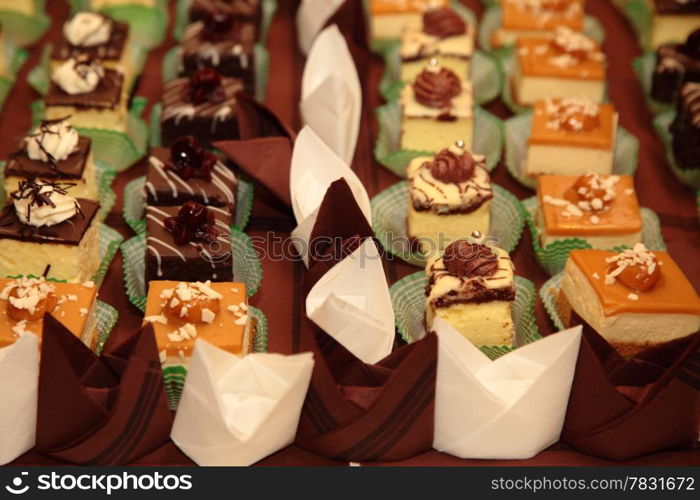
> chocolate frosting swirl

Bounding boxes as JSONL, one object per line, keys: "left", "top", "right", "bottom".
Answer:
{"left": 423, "top": 7, "right": 466, "bottom": 39}
{"left": 413, "top": 67, "right": 461, "bottom": 108}
{"left": 442, "top": 240, "right": 498, "bottom": 278}
{"left": 428, "top": 148, "right": 475, "bottom": 183}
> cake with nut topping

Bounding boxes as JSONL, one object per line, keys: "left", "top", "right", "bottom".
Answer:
{"left": 492, "top": 0, "right": 585, "bottom": 48}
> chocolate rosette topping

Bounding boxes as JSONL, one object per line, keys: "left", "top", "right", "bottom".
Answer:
{"left": 413, "top": 66, "right": 461, "bottom": 108}
{"left": 188, "top": 67, "right": 225, "bottom": 105}
{"left": 428, "top": 148, "right": 475, "bottom": 183}
{"left": 423, "top": 7, "right": 466, "bottom": 39}
{"left": 442, "top": 240, "right": 498, "bottom": 278}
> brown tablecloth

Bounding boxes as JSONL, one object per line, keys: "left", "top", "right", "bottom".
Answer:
{"left": 5, "top": 0, "right": 699, "bottom": 466}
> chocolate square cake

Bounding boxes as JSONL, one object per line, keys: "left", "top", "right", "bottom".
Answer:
{"left": 651, "top": 29, "right": 700, "bottom": 103}
{"left": 145, "top": 203, "right": 233, "bottom": 284}
{"left": 51, "top": 15, "right": 129, "bottom": 63}
{"left": 160, "top": 68, "right": 244, "bottom": 146}
{"left": 671, "top": 82, "right": 700, "bottom": 169}
{"left": 45, "top": 66, "right": 124, "bottom": 111}
{"left": 189, "top": 0, "right": 261, "bottom": 25}
{"left": 6, "top": 137, "right": 91, "bottom": 181}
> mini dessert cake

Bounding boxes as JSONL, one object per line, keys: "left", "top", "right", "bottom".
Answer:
{"left": 189, "top": 0, "right": 261, "bottom": 25}
{"left": 0, "top": 27, "right": 7, "bottom": 78}
{"left": 670, "top": 82, "right": 700, "bottom": 169}
{"left": 649, "top": 0, "right": 700, "bottom": 48}
{"left": 558, "top": 245, "right": 700, "bottom": 356}
{"left": 50, "top": 12, "right": 134, "bottom": 95}
{"left": 370, "top": 0, "right": 449, "bottom": 41}
{"left": 651, "top": 28, "right": 700, "bottom": 104}
{"left": 426, "top": 239, "right": 516, "bottom": 347}
{"left": 513, "top": 27, "right": 606, "bottom": 105}
{"left": 492, "top": 0, "right": 585, "bottom": 48}
{"left": 0, "top": 0, "right": 36, "bottom": 16}
{"left": 407, "top": 142, "right": 492, "bottom": 256}
{"left": 180, "top": 10, "right": 256, "bottom": 91}
{"left": 145, "top": 201, "right": 233, "bottom": 284}
{"left": 525, "top": 97, "right": 617, "bottom": 177}
{"left": 89, "top": 0, "right": 157, "bottom": 7}
{"left": 146, "top": 136, "right": 237, "bottom": 210}
{"left": 161, "top": 67, "right": 244, "bottom": 146}
{"left": 44, "top": 55, "right": 127, "bottom": 133}
{"left": 400, "top": 6, "right": 474, "bottom": 82}
{"left": 536, "top": 173, "right": 642, "bottom": 249}
{"left": 4, "top": 117, "right": 97, "bottom": 200}
{"left": 0, "top": 277, "right": 98, "bottom": 349}
{"left": 400, "top": 59, "right": 473, "bottom": 152}
{"left": 0, "top": 179, "right": 100, "bottom": 283}
{"left": 144, "top": 280, "right": 252, "bottom": 369}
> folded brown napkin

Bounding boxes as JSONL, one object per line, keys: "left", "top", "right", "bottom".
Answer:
{"left": 562, "top": 318, "right": 700, "bottom": 461}
{"left": 324, "top": 0, "right": 370, "bottom": 73}
{"left": 35, "top": 316, "right": 173, "bottom": 465}
{"left": 214, "top": 92, "right": 295, "bottom": 207}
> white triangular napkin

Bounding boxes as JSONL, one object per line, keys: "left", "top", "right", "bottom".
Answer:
{"left": 432, "top": 318, "right": 582, "bottom": 459}
{"left": 300, "top": 25, "right": 361, "bottom": 165}
{"left": 296, "top": 0, "right": 345, "bottom": 55}
{"left": 306, "top": 239, "right": 394, "bottom": 364}
{"left": 171, "top": 340, "right": 314, "bottom": 466}
{"left": 0, "top": 334, "right": 39, "bottom": 465}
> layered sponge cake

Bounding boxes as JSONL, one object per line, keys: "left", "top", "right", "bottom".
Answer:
{"left": 370, "top": 0, "right": 450, "bottom": 42}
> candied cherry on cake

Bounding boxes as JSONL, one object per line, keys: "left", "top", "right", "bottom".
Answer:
{"left": 164, "top": 201, "right": 220, "bottom": 245}
{"left": 167, "top": 136, "right": 217, "bottom": 181}
{"left": 202, "top": 9, "right": 234, "bottom": 41}
{"left": 189, "top": 67, "right": 225, "bottom": 105}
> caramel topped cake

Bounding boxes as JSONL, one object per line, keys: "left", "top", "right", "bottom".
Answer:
{"left": 494, "top": 0, "right": 585, "bottom": 48}
{"left": 370, "top": 0, "right": 450, "bottom": 41}
{"left": 526, "top": 98, "right": 617, "bottom": 176}
{"left": 670, "top": 82, "right": 700, "bottom": 169}
{"left": 426, "top": 239, "right": 515, "bottom": 346}
{"left": 650, "top": 0, "right": 700, "bottom": 48}
{"left": 536, "top": 174, "right": 642, "bottom": 248}
{"left": 400, "top": 6, "right": 474, "bottom": 82}
{"left": 400, "top": 59, "right": 474, "bottom": 151}
{"left": 160, "top": 67, "right": 244, "bottom": 146}
{"left": 559, "top": 245, "right": 700, "bottom": 355}
{"left": 144, "top": 280, "right": 252, "bottom": 368}
{"left": 513, "top": 27, "right": 606, "bottom": 105}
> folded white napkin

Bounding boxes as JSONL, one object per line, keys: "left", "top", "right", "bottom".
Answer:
{"left": 306, "top": 238, "right": 395, "bottom": 364}
{"left": 296, "top": 0, "right": 345, "bottom": 55}
{"left": 300, "top": 25, "right": 361, "bottom": 165}
{"left": 289, "top": 125, "right": 371, "bottom": 266}
{"left": 432, "top": 318, "right": 582, "bottom": 459}
{"left": 171, "top": 340, "right": 314, "bottom": 466}
{"left": 0, "top": 334, "right": 39, "bottom": 465}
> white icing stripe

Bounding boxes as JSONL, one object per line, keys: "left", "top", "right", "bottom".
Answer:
{"left": 147, "top": 238, "right": 186, "bottom": 262}
{"left": 150, "top": 157, "right": 180, "bottom": 197}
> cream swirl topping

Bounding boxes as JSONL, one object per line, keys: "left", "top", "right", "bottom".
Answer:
{"left": 51, "top": 56, "right": 105, "bottom": 95}
{"left": 12, "top": 179, "right": 79, "bottom": 227}
{"left": 63, "top": 12, "right": 113, "bottom": 47}
{"left": 25, "top": 118, "right": 79, "bottom": 163}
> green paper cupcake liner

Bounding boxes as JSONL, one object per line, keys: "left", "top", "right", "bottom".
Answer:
{"left": 374, "top": 100, "right": 504, "bottom": 177}
{"left": 540, "top": 272, "right": 565, "bottom": 330}
{"left": 174, "top": 0, "right": 278, "bottom": 44}
{"left": 390, "top": 272, "right": 540, "bottom": 360}
{"left": 521, "top": 196, "right": 667, "bottom": 276}
{"left": 94, "top": 223, "right": 125, "bottom": 285}
{"left": 0, "top": 0, "right": 51, "bottom": 47}
{"left": 653, "top": 111, "right": 700, "bottom": 189}
{"left": 618, "top": 0, "right": 653, "bottom": 50}
{"left": 0, "top": 43, "right": 28, "bottom": 112}
{"left": 161, "top": 305, "right": 268, "bottom": 410}
{"left": 371, "top": 181, "right": 525, "bottom": 268}
{"left": 503, "top": 111, "right": 640, "bottom": 190}
{"left": 121, "top": 229, "right": 263, "bottom": 312}
{"left": 95, "top": 160, "right": 117, "bottom": 221}
{"left": 478, "top": 6, "right": 605, "bottom": 52}
{"left": 94, "top": 299, "right": 119, "bottom": 355}
{"left": 161, "top": 44, "right": 270, "bottom": 102}
{"left": 632, "top": 52, "right": 674, "bottom": 116}
{"left": 30, "top": 98, "right": 149, "bottom": 172}
{"left": 122, "top": 175, "right": 254, "bottom": 234}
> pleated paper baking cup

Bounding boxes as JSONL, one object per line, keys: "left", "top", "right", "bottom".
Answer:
{"left": 162, "top": 305, "right": 268, "bottom": 409}
{"left": 503, "top": 112, "right": 640, "bottom": 190}
{"left": 371, "top": 181, "right": 525, "bottom": 268}
{"left": 391, "top": 272, "right": 540, "bottom": 360}
{"left": 632, "top": 52, "right": 674, "bottom": 116}
{"left": 477, "top": 6, "right": 605, "bottom": 52}
{"left": 653, "top": 111, "right": 700, "bottom": 189}
{"left": 540, "top": 272, "right": 565, "bottom": 330}
{"left": 618, "top": 0, "right": 653, "bottom": 50}
{"left": 94, "top": 223, "right": 125, "bottom": 286}
{"left": 0, "top": 44, "right": 28, "bottom": 112}
{"left": 161, "top": 45, "right": 270, "bottom": 102}
{"left": 94, "top": 299, "right": 119, "bottom": 355}
{"left": 95, "top": 160, "right": 117, "bottom": 221}
{"left": 30, "top": 98, "right": 149, "bottom": 172}
{"left": 521, "top": 197, "right": 667, "bottom": 276}
{"left": 121, "top": 229, "right": 263, "bottom": 312}
{"left": 374, "top": 100, "right": 504, "bottom": 177}
{"left": 174, "top": 0, "right": 278, "bottom": 43}
{"left": 122, "top": 175, "right": 255, "bottom": 234}
{"left": 0, "top": 0, "right": 51, "bottom": 47}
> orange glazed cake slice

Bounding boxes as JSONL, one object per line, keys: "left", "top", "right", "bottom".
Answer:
{"left": 513, "top": 27, "right": 606, "bottom": 105}
{"left": 0, "top": 277, "right": 98, "bottom": 349}
{"left": 559, "top": 245, "right": 700, "bottom": 356}
{"left": 492, "top": 0, "right": 585, "bottom": 48}
{"left": 536, "top": 174, "right": 642, "bottom": 249}
{"left": 144, "top": 280, "right": 252, "bottom": 369}
{"left": 525, "top": 98, "right": 617, "bottom": 177}
{"left": 370, "top": 0, "right": 449, "bottom": 42}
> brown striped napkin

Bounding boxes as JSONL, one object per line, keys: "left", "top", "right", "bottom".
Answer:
{"left": 562, "top": 318, "right": 700, "bottom": 461}
{"left": 35, "top": 316, "right": 173, "bottom": 465}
